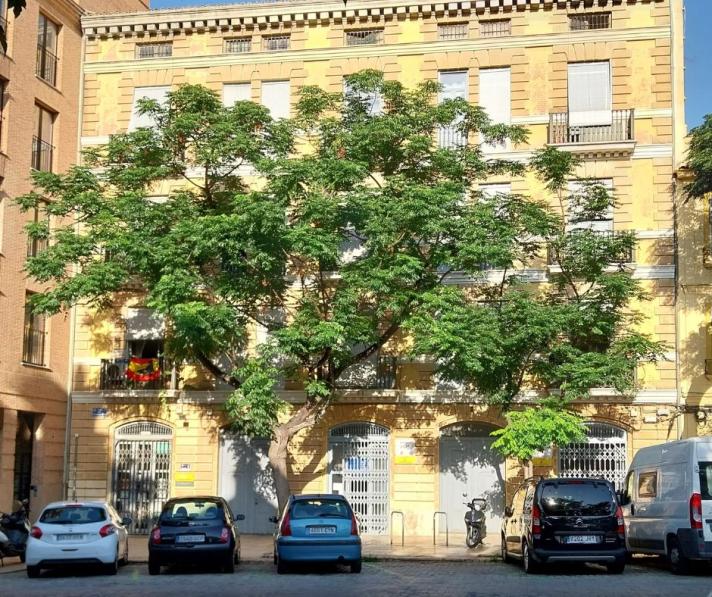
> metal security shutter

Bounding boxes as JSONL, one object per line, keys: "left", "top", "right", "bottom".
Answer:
{"left": 558, "top": 422, "right": 628, "bottom": 489}
{"left": 328, "top": 423, "right": 389, "bottom": 535}
{"left": 112, "top": 421, "right": 172, "bottom": 534}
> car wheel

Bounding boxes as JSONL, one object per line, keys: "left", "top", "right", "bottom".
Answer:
{"left": 20, "top": 551, "right": 26, "bottom": 564}
{"left": 148, "top": 558, "right": 161, "bottom": 576}
{"left": 466, "top": 527, "right": 481, "bottom": 548}
{"left": 105, "top": 556, "right": 119, "bottom": 576}
{"left": 350, "top": 560, "right": 362, "bottom": 574}
{"left": 26, "top": 565, "right": 40, "bottom": 579}
{"left": 120, "top": 542, "right": 129, "bottom": 566}
{"left": 273, "top": 550, "right": 277, "bottom": 565}
{"left": 668, "top": 537, "right": 691, "bottom": 575}
{"left": 522, "top": 542, "right": 540, "bottom": 575}
{"left": 606, "top": 560, "right": 625, "bottom": 574}
{"left": 223, "top": 551, "right": 236, "bottom": 574}
{"left": 501, "top": 534, "right": 509, "bottom": 563}
{"left": 277, "top": 558, "right": 288, "bottom": 575}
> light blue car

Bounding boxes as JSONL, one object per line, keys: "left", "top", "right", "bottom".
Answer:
{"left": 272, "top": 494, "right": 362, "bottom": 574}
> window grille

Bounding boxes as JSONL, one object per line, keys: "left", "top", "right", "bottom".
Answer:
{"left": 135, "top": 42, "right": 173, "bottom": 59}
{"left": 438, "top": 23, "right": 468, "bottom": 41}
{"left": 26, "top": 206, "right": 49, "bottom": 258}
{"left": 23, "top": 292, "right": 46, "bottom": 366}
{"left": 224, "top": 37, "right": 252, "bottom": 54}
{"left": 345, "top": 29, "right": 384, "bottom": 46}
{"left": 263, "top": 35, "right": 290, "bottom": 52}
{"left": 569, "top": 13, "right": 611, "bottom": 31}
{"left": 480, "top": 19, "right": 511, "bottom": 38}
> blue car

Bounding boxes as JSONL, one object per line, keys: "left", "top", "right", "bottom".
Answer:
{"left": 272, "top": 494, "right": 362, "bottom": 574}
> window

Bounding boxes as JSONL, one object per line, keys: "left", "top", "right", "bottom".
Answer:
{"left": 224, "top": 37, "right": 251, "bottom": 54}
{"left": 32, "top": 104, "right": 54, "bottom": 172}
{"left": 291, "top": 498, "right": 352, "bottom": 519}
{"left": 569, "top": 13, "right": 611, "bottom": 31}
{"left": 23, "top": 292, "right": 46, "bottom": 366}
{"left": 438, "top": 70, "right": 468, "bottom": 148}
{"left": 0, "top": 78, "right": 5, "bottom": 147}
{"left": 159, "top": 499, "right": 224, "bottom": 522}
{"left": 637, "top": 471, "right": 658, "bottom": 498}
{"left": 700, "top": 462, "right": 712, "bottom": 500}
{"left": 128, "top": 86, "right": 170, "bottom": 131}
{"left": 567, "top": 179, "right": 614, "bottom": 233}
{"left": 438, "top": 23, "right": 468, "bottom": 41}
{"left": 345, "top": 29, "right": 384, "bottom": 46}
{"left": 223, "top": 83, "right": 251, "bottom": 107}
{"left": 567, "top": 61, "right": 611, "bottom": 126}
{"left": 540, "top": 481, "right": 616, "bottom": 516}
{"left": 344, "top": 78, "right": 383, "bottom": 116}
{"left": 26, "top": 205, "right": 49, "bottom": 258}
{"left": 0, "top": 0, "right": 7, "bottom": 54}
{"left": 261, "top": 81, "right": 290, "bottom": 120}
{"left": 37, "top": 14, "right": 59, "bottom": 86}
{"left": 262, "top": 35, "right": 290, "bottom": 52}
{"left": 41, "top": 506, "right": 107, "bottom": 524}
{"left": 480, "top": 19, "right": 511, "bottom": 38}
{"left": 479, "top": 67, "right": 511, "bottom": 152}
{"left": 135, "top": 42, "right": 172, "bottom": 59}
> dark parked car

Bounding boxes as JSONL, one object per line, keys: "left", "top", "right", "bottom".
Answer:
{"left": 501, "top": 477, "right": 626, "bottom": 574}
{"left": 271, "top": 494, "right": 362, "bottom": 574}
{"left": 148, "top": 496, "right": 244, "bottom": 575}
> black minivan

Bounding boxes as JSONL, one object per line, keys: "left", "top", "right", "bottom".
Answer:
{"left": 501, "top": 477, "right": 626, "bottom": 574}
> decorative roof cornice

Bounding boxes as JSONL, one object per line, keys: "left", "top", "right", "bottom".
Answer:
{"left": 81, "top": 0, "right": 665, "bottom": 38}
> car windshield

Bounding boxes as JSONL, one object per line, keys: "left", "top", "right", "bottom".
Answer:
{"left": 160, "top": 500, "right": 224, "bottom": 524}
{"left": 700, "top": 462, "right": 712, "bottom": 500}
{"left": 540, "top": 482, "right": 615, "bottom": 516}
{"left": 40, "top": 506, "right": 106, "bottom": 525}
{"left": 291, "top": 499, "right": 351, "bottom": 519}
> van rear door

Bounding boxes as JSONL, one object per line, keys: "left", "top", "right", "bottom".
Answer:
{"left": 699, "top": 460, "right": 712, "bottom": 543}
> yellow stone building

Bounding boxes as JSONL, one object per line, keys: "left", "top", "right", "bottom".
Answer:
{"left": 67, "top": 0, "right": 689, "bottom": 538}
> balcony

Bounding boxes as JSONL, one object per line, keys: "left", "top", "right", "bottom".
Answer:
{"left": 335, "top": 355, "right": 398, "bottom": 390}
{"left": 31, "top": 136, "right": 53, "bottom": 172}
{"left": 22, "top": 328, "right": 46, "bottom": 366}
{"left": 438, "top": 124, "right": 467, "bottom": 149}
{"left": 100, "top": 357, "right": 173, "bottom": 390}
{"left": 36, "top": 44, "right": 58, "bottom": 86}
{"left": 547, "top": 230, "right": 634, "bottom": 266}
{"left": 548, "top": 110, "right": 635, "bottom": 157}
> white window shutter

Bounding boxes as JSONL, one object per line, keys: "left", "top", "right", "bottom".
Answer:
{"left": 567, "top": 62, "right": 612, "bottom": 126}
{"left": 223, "top": 83, "right": 252, "bottom": 107}
{"left": 261, "top": 81, "right": 291, "bottom": 119}
{"left": 479, "top": 68, "right": 511, "bottom": 152}
{"left": 128, "top": 86, "right": 170, "bottom": 131}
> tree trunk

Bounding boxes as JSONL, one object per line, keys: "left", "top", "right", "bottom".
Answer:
{"left": 267, "top": 403, "right": 318, "bottom": 514}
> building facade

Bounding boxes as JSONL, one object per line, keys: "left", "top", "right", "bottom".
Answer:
{"left": 0, "top": 0, "right": 148, "bottom": 516}
{"left": 70, "top": 0, "right": 687, "bottom": 537}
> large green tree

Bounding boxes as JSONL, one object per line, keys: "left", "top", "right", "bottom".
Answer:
{"left": 684, "top": 114, "right": 712, "bottom": 200}
{"left": 19, "top": 72, "right": 663, "bottom": 510}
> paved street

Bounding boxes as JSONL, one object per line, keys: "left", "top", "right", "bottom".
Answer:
{"left": 1, "top": 560, "right": 711, "bottom": 597}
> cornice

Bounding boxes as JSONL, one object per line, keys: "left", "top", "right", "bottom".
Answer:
{"left": 82, "top": 25, "right": 670, "bottom": 73}
{"left": 81, "top": 0, "right": 666, "bottom": 38}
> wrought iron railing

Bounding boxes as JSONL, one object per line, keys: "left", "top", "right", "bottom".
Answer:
{"left": 27, "top": 235, "right": 48, "bottom": 258}
{"left": 135, "top": 42, "right": 173, "bottom": 59}
{"left": 36, "top": 44, "right": 58, "bottom": 86}
{"left": 438, "top": 23, "right": 468, "bottom": 41}
{"left": 22, "top": 327, "right": 46, "bottom": 366}
{"left": 546, "top": 230, "right": 634, "bottom": 266}
{"left": 262, "top": 35, "right": 290, "bottom": 51}
{"left": 224, "top": 37, "right": 252, "bottom": 54}
{"left": 345, "top": 29, "right": 384, "bottom": 46}
{"left": 480, "top": 19, "right": 511, "bottom": 38}
{"left": 569, "top": 13, "right": 611, "bottom": 31}
{"left": 31, "top": 136, "right": 53, "bottom": 171}
{"left": 100, "top": 357, "right": 172, "bottom": 390}
{"left": 438, "top": 124, "right": 467, "bottom": 149}
{"left": 548, "top": 109, "right": 634, "bottom": 145}
{"left": 336, "top": 356, "right": 397, "bottom": 390}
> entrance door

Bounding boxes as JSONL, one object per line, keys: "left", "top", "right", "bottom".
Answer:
{"left": 219, "top": 435, "right": 277, "bottom": 534}
{"left": 328, "top": 423, "right": 389, "bottom": 535}
{"left": 13, "top": 413, "right": 35, "bottom": 504}
{"left": 112, "top": 421, "right": 172, "bottom": 534}
{"left": 439, "top": 423, "right": 505, "bottom": 537}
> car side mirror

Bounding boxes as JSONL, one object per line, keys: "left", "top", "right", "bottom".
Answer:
{"left": 616, "top": 490, "right": 629, "bottom": 506}
{"left": 269, "top": 516, "right": 279, "bottom": 524}
{"left": 121, "top": 516, "right": 133, "bottom": 527}
{"left": 235, "top": 514, "right": 246, "bottom": 521}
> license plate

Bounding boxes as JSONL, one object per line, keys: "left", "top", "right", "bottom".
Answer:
{"left": 308, "top": 526, "right": 336, "bottom": 535}
{"left": 176, "top": 534, "right": 205, "bottom": 543}
{"left": 57, "top": 534, "right": 82, "bottom": 541}
{"left": 565, "top": 535, "right": 599, "bottom": 544}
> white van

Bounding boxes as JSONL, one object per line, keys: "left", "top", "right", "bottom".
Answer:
{"left": 619, "top": 436, "right": 712, "bottom": 573}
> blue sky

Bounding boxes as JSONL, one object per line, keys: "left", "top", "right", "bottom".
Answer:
{"left": 151, "top": 0, "right": 710, "bottom": 129}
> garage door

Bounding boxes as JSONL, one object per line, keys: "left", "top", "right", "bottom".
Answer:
{"left": 439, "top": 423, "right": 505, "bottom": 537}
{"left": 219, "top": 435, "right": 278, "bottom": 535}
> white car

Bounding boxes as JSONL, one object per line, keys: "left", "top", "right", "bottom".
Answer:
{"left": 25, "top": 501, "right": 131, "bottom": 578}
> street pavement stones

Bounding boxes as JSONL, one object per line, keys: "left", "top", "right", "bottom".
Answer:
{"left": 0, "top": 560, "right": 710, "bottom": 597}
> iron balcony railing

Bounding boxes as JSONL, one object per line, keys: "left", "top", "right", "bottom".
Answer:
{"left": 569, "top": 13, "right": 612, "bottom": 31}
{"left": 336, "top": 355, "right": 398, "bottom": 390}
{"left": 22, "top": 327, "right": 46, "bottom": 366}
{"left": 547, "top": 230, "right": 634, "bottom": 266}
{"left": 345, "top": 29, "right": 384, "bottom": 46}
{"left": 31, "top": 136, "right": 53, "bottom": 172}
{"left": 100, "top": 357, "right": 173, "bottom": 390}
{"left": 549, "top": 109, "right": 634, "bottom": 145}
{"left": 27, "top": 235, "right": 48, "bottom": 259}
{"left": 224, "top": 37, "right": 252, "bottom": 54}
{"left": 438, "top": 124, "right": 467, "bottom": 149}
{"left": 36, "top": 44, "right": 58, "bottom": 86}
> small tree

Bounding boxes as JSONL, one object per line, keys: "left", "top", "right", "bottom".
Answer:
{"left": 20, "top": 72, "right": 663, "bottom": 510}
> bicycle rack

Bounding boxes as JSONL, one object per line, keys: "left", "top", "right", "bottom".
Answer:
{"left": 433, "top": 511, "right": 448, "bottom": 546}
{"left": 390, "top": 511, "right": 405, "bottom": 546}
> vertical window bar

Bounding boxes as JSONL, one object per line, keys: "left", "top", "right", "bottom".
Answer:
{"left": 569, "top": 13, "right": 612, "bottom": 31}
{"left": 480, "top": 19, "right": 511, "bottom": 38}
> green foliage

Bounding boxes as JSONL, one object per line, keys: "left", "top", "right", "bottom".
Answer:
{"left": 685, "top": 114, "right": 712, "bottom": 200}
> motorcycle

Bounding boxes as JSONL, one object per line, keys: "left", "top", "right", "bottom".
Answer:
{"left": 0, "top": 499, "right": 31, "bottom": 563}
{"left": 463, "top": 494, "right": 487, "bottom": 549}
